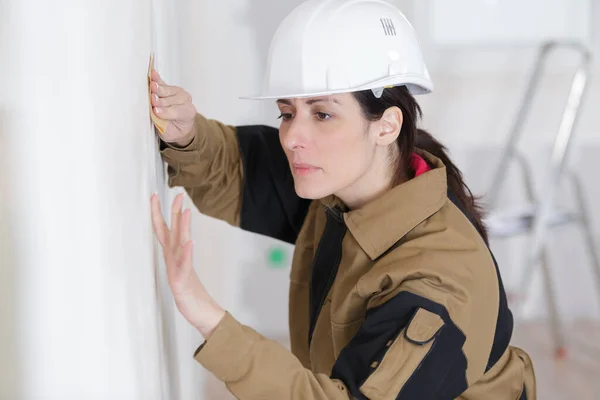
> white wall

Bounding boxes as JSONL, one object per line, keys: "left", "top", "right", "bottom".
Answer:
{"left": 0, "top": 109, "right": 18, "bottom": 397}
{"left": 0, "top": 0, "right": 187, "bottom": 398}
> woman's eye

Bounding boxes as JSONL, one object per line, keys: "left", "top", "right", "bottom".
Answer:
{"left": 277, "top": 113, "right": 293, "bottom": 121}
{"left": 316, "top": 112, "right": 331, "bottom": 121}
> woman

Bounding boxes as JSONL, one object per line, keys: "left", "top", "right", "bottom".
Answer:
{"left": 149, "top": 0, "right": 536, "bottom": 398}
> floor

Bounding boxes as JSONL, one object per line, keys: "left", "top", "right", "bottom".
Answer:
{"left": 510, "top": 320, "right": 600, "bottom": 399}
{"left": 204, "top": 320, "right": 600, "bottom": 399}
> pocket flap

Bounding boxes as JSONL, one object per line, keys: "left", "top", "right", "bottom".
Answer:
{"left": 404, "top": 308, "right": 444, "bottom": 345}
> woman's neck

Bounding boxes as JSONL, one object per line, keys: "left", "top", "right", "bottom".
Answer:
{"left": 335, "top": 154, "right": 407, "bottom": 210}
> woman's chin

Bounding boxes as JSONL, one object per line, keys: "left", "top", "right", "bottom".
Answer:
{"left": 293, "top": 181, "right": 332, "bottom": 200}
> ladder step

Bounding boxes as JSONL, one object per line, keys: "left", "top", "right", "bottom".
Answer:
{"left": 485, "top": 205, "right": 580, "bottom": 238}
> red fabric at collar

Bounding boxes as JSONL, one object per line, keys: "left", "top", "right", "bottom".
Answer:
{"left": 410, "top": 153, "right": 431, "bottom": 177}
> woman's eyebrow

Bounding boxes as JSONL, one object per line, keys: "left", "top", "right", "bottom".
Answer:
{"left": 305, "top": 97, "right": 341, "bottom": 105}
{"left": 276, "top": 97, "right": 341, "bottom": 106}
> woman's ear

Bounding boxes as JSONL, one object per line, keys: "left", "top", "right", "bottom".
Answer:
{"left": 376, "top": 106, "right": 403, "bottom": 146}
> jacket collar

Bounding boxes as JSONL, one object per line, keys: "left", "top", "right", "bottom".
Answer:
{"left": 320, "top": 150, "right": 448, "bottom": 260}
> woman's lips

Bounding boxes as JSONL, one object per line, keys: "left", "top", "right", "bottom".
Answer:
{"left": 292, "top": 163, "right": 321, "bottom": 176}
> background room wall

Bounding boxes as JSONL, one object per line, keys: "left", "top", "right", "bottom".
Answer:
{"left": 409, "top": 0, "right": 600, "bottom": 321}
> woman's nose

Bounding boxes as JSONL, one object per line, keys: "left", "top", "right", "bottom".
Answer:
{"left": 281, "top": 120, "right": 307, "bottom": 150}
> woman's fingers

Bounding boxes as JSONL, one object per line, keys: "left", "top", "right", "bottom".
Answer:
{"left": 170, "top": 193, "right": 185, "bottom": 251}
{"left": 152, "top": 103, "right": 196, "bottom": 121}
{"left": 180, "top": 208, "right": 192, "bottom": 247}
{"left": 151, "top": 192, "right": 188, "bottom": 255}
{"left": 151, "top": 90, "right": 191, "bottom": 108}
{"left": 151, "top": 69, "right": 167, "bottom": 86}
{"left": 151, "top": 82, "right": 183, "bottom": 98}
{"left": 149, "top": 70, "right": 181, "bottom": 98}
{"left": 150, "top": 193, "right": 170, "bottom": 247}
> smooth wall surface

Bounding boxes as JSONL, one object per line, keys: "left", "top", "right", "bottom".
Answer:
{"left": 0, "top": 0, "right": 185, "bottom": 398}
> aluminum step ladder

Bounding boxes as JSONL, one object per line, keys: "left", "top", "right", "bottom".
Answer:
{"left": 484, "top": 40, "right": 600, "bottom": 360}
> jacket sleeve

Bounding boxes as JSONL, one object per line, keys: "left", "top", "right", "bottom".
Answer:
{"left": 193, "top": 277, "right": 470, "bottom": 400}
{"left": 158, "top": 113, "right": 311, "bottom": 244}
{"left": 193, "top": 312, "right": 355, "bottom": 400}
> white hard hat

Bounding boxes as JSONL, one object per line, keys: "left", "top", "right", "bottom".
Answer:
{"left": 242, "top": 0, "right": 433, "bottom": 100}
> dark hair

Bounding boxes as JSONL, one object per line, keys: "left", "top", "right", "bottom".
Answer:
{"left": 352, "top": 86, "right": 488, "bottom": 243}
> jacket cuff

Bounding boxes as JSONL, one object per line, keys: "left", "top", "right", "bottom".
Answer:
{"left": 158, "top": 114, "right": 207, "bottom": 163}
{"left": 159, "top": 131, "right": 198, "bottom": 151}
{"left": 193, "top": 311, "right": 257, "bottom": 381}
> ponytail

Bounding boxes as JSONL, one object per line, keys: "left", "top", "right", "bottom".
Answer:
{"left": 414, "top": 128, "right": 488, "bottom": 243}
{"left": 353, "top": 87, "right": 488, "bottom": 243}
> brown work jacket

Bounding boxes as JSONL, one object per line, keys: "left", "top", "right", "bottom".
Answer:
{"left": 158, "top": 113, "right": 536, "bottom": 399}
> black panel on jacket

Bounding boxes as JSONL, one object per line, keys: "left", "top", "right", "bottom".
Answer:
{"left": 308, "top": 206, "right": 347, "bottom": 346}
{"left": 236, "top": 125, "right": 312, "bottom": 244}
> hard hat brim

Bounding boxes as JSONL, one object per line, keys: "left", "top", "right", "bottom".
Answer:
{"left": 240, "top": 75, "right": 433, "bottom": 100}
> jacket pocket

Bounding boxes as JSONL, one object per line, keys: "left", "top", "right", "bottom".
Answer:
{"left": 360, "top": 307, "right": 445, "bottom": 400}
{"left": 404, "top": 307, "right": 445, "bottom": 344}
